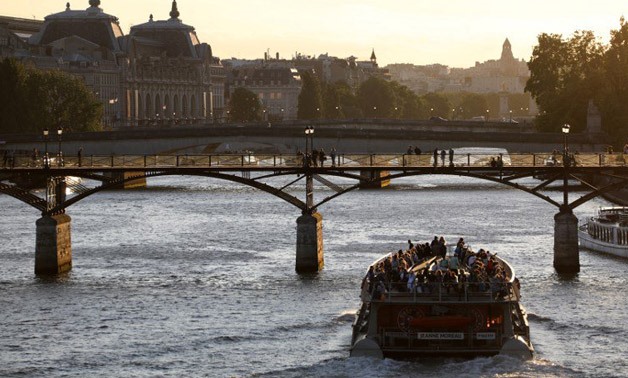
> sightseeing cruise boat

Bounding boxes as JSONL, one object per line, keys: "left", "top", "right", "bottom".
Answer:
{"left": 350, "top": 239, "right": 533, "bottom": 359}
{"left": 578, "top": 207, "right": 628, "bottom": 258}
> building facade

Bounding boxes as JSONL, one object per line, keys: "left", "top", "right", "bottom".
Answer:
{"left": 2, "top": 0, "right": 224, "bottom": 128}
{"left": 224, "top": 50, "right": 389, "bottom": 121}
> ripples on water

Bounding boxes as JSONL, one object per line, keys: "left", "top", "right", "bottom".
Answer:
{"left": 0, "top": 175, "right": 627, "bottom": 377}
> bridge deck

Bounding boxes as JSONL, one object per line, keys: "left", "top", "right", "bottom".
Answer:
{"left": 1, "top": 152, "right": 625, "bottom": 172}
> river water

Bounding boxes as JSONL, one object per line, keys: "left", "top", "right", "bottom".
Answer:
{"left": 0, "top": 174, "right": 626, "bottom": 378}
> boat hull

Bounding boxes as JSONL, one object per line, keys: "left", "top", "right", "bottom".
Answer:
{"left": 578, "top": 227, "right": 628, "bottom": 258}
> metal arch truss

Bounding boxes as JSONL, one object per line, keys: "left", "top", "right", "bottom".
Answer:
{"left": 1, "top": 165, "right": 628, "bottom": 216}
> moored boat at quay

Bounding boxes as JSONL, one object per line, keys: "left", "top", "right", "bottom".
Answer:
{"left": 578, "top": 207, "right": 628, "bottom": 258}
{"left": 350, "top": 239, "right": 533, "bottom": 359}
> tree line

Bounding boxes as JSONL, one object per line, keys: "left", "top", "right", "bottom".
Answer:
{"left": 0, "top": 58, "right": 102, "bottom": 135}
{"left": 230, "top": 71, "right": 530, "bottom": 123}
{"left": 526, "top": 18, "right": 628, "bottom": 143}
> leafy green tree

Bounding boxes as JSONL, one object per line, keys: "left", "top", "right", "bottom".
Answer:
{"left": 334, "top": 81, "right": 362, "bottom": 118}
{"left": 458, "top": 93, "right": 488, "bottom": 119}
{"left": 509, "top": 93, "right": 533, "bottom": 117}
{"left": 526, "top": 31, "right": 604, "bottom": 132}
{"left": 322, "top": 83, "right": 342, "bottom": 118}
{"left": 357, "top": 77, "right": 395, "bottom": 118}
{"left": 600, "top": 17, "right": 628, "bottom": 141}
{"left": 0, "top": 58, "right": 29, "bottom": 133}
{"left": 228, "top": 87, "right": 262, "bottom": 122}
{"left": 0, "top": 58, "right": 102, "bottom": 134}
{"left": 297, "top": 71, "right": 323, "bottom": 119}
{"left": 389, "top": 81, "right": 423, "bottom": 119}
{"left": 26, "top": 69, "right": 102, "bottom": 132}
{"left": 421, "top": 92, "right": 451, "bottom": 119}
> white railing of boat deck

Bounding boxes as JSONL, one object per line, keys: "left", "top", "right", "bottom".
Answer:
{"left": 367, "top": 282, "right": 517, "bottom": 303}
{"left": 585, "top": 218, "right": 628, "bottom": 245}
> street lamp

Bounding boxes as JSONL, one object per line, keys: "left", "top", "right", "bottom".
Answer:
{"left": 562, "top": 124, "right": 570, "bottom": 155}
{"left": 304, "top": 126, "right": 314, "bottom": 166}
{"left": 509, "top": 110, "right": 513, "bottom": 123}
{"left": 562, "top": 123, "right": 570, "bottom": 206}
{"left": 57, "top": 126, "right": 63, "bottom": 167}
{"left": 43, "top": 128, "right": 49, "bottom": 168}
{"left": 486, "top": 109, "right": 490, "bottom": 121}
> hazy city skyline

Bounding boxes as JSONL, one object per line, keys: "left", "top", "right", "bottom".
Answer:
{"left": 4, "top": 0, "right": 628, "bottom": 67}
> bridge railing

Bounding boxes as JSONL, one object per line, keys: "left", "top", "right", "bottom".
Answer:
{"left": 1, "top": 152, "right": 627, "bottom": 169}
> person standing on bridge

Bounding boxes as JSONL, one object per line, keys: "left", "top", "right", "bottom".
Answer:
{"left": 440, "top": 149, "right": 446, "bottom": 167}
{"left": 449, "top": 148, "right": 454, "bottom": 167}
{"left": 433, "top": 148, "right": 438, "bottom": 167}
{"left": 330, "top": 147, "right": 337, "bottom": 167}
{"left": 78, "top": 147, "right": 83, "bottom": 167}
{"left": 319, "top": 148, "right": 326, "bottom": 167}
{"left": 312, "top": 149, "right": 319, "bottom": 167}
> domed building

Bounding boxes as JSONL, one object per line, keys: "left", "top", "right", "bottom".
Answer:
{"left": 22, "top": 0, "right": 224, "bottom": 127}
{"left": 126, "top": 0, "right": 222, "bottom": 125}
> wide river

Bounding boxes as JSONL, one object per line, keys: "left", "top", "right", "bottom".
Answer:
{"left": 0, "top": 174, "right": 626, "bottom": 377}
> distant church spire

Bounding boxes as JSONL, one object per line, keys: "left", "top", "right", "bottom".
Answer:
{"left": 501, "top": 38, "right": 514, "bottom": 61}
{"left": 370, "top": 48, "right": 377, "bottom": 62}
{"left": 169, "top": 0, "right": 180, "bottom": 20}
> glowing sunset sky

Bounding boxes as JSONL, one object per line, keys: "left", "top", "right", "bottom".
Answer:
{"left": 3, "top": 0, "right": 628, "bottom": 67}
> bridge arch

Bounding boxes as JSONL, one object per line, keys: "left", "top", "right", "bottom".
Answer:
{"left": 42, "top": 171, "right": 307, "bottom": 216}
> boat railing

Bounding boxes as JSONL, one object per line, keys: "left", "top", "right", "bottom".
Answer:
{"left": 585, "top": 217, "right": 628, "bottom": 246}
{"left": 366, "top": 281, "right": 516, "bottom": 303}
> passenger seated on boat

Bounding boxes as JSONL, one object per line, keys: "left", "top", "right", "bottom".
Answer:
{"left": 448, "top": 255, "right": 460, "bottom": 271}
{"left": 457, "top": 271, "right": 468, "bottom": 298}
{"left": 407, "top": 270, "right": 416, "bottom": 292}
{"left": 443, "top": 270, "right": 458, "bottom": 294}
{"left": 467, "top": 253, "right": 477, "bottom": 267}
{"left": 391, "top": 254, "right": 399, "bottom": 271}
{"left": 372, "top": 280, "right": 387, "bottom": 300}
{"left": 490, "top": 270, "right": 509, "bottom": 299}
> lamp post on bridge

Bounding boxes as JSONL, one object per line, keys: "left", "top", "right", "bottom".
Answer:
{"left": 304, "top": 126, "right": 314, "bottom": 167}
{"left": 554, "top": 122, "right": 579, "bottom": 274}
{"left": 304, "top": 126, "right": 315, "bottom": 212}
{"left": 43, "top": 128, "right": 49, "bottom": 168}
{"left": 562, "top": 123, "right": 570, "bottom": 207}
{"left": 57, "top": 126, "right": 63, "bottom": 167}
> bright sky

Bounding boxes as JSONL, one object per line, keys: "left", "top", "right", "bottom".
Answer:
{"left": 4, "top": 0, "right": 628, "bottom": 67}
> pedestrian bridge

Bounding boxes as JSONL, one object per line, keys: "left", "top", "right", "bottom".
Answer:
{"left": 1, "top": 151, "right": 627, "bottom": 276}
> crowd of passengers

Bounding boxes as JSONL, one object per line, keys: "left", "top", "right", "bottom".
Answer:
{"left": 364, "top": 237, "right": 511, "bottom": 300}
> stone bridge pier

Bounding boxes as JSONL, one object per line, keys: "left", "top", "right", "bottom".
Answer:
{"left": 553, "top": 208, "right": 580, "bottom": 274}
{"left": 35, "top": 214, "right": 72, "bottom": 275}
{"left": 295, "top": 212, "right": 324, "bottom": 273}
